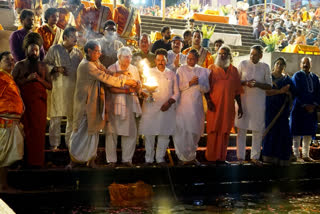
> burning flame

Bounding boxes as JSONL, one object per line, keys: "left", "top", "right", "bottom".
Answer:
{"left": 140, "top": 59, "right": 158, "bottom": 87}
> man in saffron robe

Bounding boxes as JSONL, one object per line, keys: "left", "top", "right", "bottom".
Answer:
{"left": 237, "top": 0, "right": 249, "bottom": 26}
{"left": 290, "top": 57, "right": 320, "bottom": 162}
{"left": 182, "top": 30, "right": 213, "bottom": 69}
{"left": 36, "top": 7, "right": 63, "bottom": 53}
{"left": 0, "top": 51, "right": 24, "bottom": 191}
{"left": 113, "top": 0, "right": 141, "bottom": 40}
{"left": 205, "top": 46, "right": 243, "bottom": 164}
{"left": 12, "top": 32, "right": 52, "bottom": 168}
{"left": 82, "top": 0, "right": 112, "bottom": 36}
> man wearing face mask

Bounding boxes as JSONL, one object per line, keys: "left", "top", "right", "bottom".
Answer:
{"left": 290, "top": 57, "right": 320, "bottom": 162}
{"left": 44, "top": 27, "right": 83, "bottom": 150}
{"left": 99, "top": 20, "right": 124, "bottom": 68}
{"left": 235, "top": 45, "right": 272, "bottom": 166}
{"left": 151, "top": 26, "right": 172, "bottom": 53}
{"left": 166, "top": 36, "right": 187, "bottom": 73}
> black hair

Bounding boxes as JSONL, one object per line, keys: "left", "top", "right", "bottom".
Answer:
{"left": 63, "top": 26, "right": 77, "bottom": 40}
{"left": 103, "top": 20, "right": 116, "bottom": 29}
{"left": 161, "top": 26, "right": 170, "bottom": 34}
{"left": 84, "top": 40, "right": 99, "bottom": 55}
{"left": 44, "top": 8, "right": 58, "bottom": 24}
{"left": 274, "top": 57, "right": 287, "bottom": 67}
{"left": 0, "top": 51, "right": 11, "bottom": 62}
{"left": 213, "top": 39, "right": 224, "bottom": 46}
{"left": 20, "top": 9, "right": 34, "bottom": 22}
{"left": 251, "top": 45, "right": 263, "bottom": 55}
{"left": 22, "top": 32, "right": 43, "bottom": 51}
{"left": 188, "top": 49, "right": 199, "bottom": 59}
{"left": 155, "top": 48, "right": 168, "bottom": 58}
{"left": 183, "top": 30, "right": 192, "bottom": 38}
{"left": 192, "top": 30, "right": 203, "bottom": 37}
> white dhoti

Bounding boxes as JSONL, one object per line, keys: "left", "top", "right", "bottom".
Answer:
{"left": 49, "top": 116, "right": 73, "bottom": 148}
{"left": 173, "top": 127, "right": 200, "bottom": 162}
{"left": 144, "top": 135, "right": 170, "bottom": 163}
{"left": 69, "top": 115, "right": 99, "bottom": 163}
{"left": 0, "top": 121, "right": 24, "bottom": 167}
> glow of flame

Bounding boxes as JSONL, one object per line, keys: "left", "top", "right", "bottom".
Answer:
{"left": 140, "top": 59, "right": 158, "bottom": 87}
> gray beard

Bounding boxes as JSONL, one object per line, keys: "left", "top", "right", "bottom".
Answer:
{"left": 215, "top": 57, "right": 230, "bottom": 69}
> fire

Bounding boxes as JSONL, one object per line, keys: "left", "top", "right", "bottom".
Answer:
{"left": 140, "top": 59, "right": 158, "bottom": 87}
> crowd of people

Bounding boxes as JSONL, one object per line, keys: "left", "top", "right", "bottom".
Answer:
{"left": 0, "top": 0, "right": 320, "bottom": 192}
{"left": 252, "top": 6, "right": 320, "bottom": 50}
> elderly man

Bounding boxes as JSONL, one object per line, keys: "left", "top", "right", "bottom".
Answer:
{"left": 291, "top": 57, "right": 320, "bottom": 162}
{"left": 132, "top": 33, "right": 156, "bottom": 68}
{"left": 82, "top": 0, "right": 112, "bottom": 36}
{"left": 44, "top": 27, "right": 83, "bottom": 150}
{"left": 99, "top": 20, "right": 124, "bottom": 68}
{"left": 166, "top": 36, "right": 187, "bottom": 73}
{"left": 9, "top": 9, "right": 45, "bottom": 62}
{"left": 235, "top": 45, "right": 272, "bottom": 165}
{"left": 36, "top": 8, "right": 62, "bottom": 53}
{"left": 0, "top": 51, "right": 24, "bottom": 191}
{"left": 205, "top": 46, "right": 243, "bottom": 164}
{"left": 68, "top": 41, "right": 137, "bottom": 168}
{"left": 182, "top": 30, "right": 214, "bottom": 68}
{"left": 151, "top": 26, "right": 172, "bottom": 53}
{"left": 106, "top": 47, "right": 141, "bottom": 167}
{"left": 12, "top": 32, "right": 52, "bottom": 168}
{"left": 173, "top": 49, "right": 210, "bottom": 165}
{"left": 139, "top": 49, "right": 179, "bottom": 166}
{"left": 113, "top": 0, "right": 141, "bottom": 40}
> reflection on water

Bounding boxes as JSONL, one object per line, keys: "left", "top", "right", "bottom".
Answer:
{"left": 60, "top": 192, "right": 320, "bottom": 213}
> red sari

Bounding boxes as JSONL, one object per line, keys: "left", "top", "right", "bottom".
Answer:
{"left": 20, "top": 81, "right": 47, "bottom": 167}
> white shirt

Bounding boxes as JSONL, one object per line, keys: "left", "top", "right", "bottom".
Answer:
{"left": 166, "top": 50, "right": 187, "bottom": 73}
{"left": 175, "top": 65, "right": 210, "bottom": 135}
{"left": 139, "top": 67, "right": 180, "bottom": 135}
{"left": 235, "top": 60, "right": 272, "bottom": 132}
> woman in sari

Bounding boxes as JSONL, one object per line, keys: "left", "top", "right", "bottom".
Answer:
{"left": 261, "top": 57, "right": 295, "bottom": 166}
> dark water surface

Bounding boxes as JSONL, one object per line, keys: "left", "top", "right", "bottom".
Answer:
{"left": 34, "top": 192, "right": 320, "bottom": 213}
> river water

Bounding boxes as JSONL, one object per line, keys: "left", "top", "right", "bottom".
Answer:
{"left": 39, "top": 192, "right": 320, "bottom": 213}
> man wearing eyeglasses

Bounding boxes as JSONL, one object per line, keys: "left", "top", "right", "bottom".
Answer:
{"left": 98, "top": 20, "right": 124, "bottom": 68}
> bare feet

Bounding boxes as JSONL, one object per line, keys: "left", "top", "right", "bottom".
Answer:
{"left": 65, "top": 161, "right": 80, "bottom": 170}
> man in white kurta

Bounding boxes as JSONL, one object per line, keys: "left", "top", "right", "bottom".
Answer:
{"left": 166, "top": 36, "right": 187, "bottom": 73}
{"left": 235, "top": 45, "right": 272, "bottom": 163}
{"left": 68, "top": 41, "right": 137, "bottom": 168}
{"left": 173, "top": 49, "right": 210, "bottom": 164}
{"left": 106, "top": 47, "right": 141, "bottom": 166}
{"left": 44, "top": 27, "right": 83, "bottom": 150}
{"left": 139, "top": 49, "right": 180, "bottom": 164}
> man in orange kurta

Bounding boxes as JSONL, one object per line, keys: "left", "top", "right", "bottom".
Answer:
{"left": 182, "top": 30, "right": 213, "bottom": 69}
{"left": 36, "top": 8, "right": 62, "bottom": 52}
{"left": 82, "top": 0, "right": 112, "bottom": 35}
{"left": 205, "top": 46, "right": 243, "bottom": 163}
{"left": 113, "top": 0, "right": 141, "bottom": 39}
